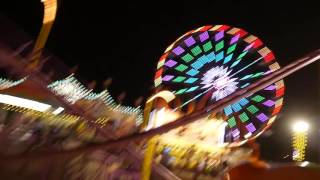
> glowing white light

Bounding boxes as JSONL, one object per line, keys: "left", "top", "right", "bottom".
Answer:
{"left": 293, "top": 121, "right": 309, "bottom": 133}
{"left": 300, "top": 161, "right": 309, "bottom": 167}
{"left": 52, "top": 107, "right": 64, "bottom": 115}
{"left": 48, "top": 75, "right": 91, "bottom": 104}
{"left": 244, "top": 132, "right": 252, "bottom": 139}
{"left": 0, "top": 94, "right": 51, "bottom": 112}
{"left": 201, "top": 66, "right": 238, "bottom": 101}
{"left": 146, "top": 108, "right": 179, "bottom": 130}
{"left": 0, "top": 77, "right": 27, "bottom": 90}
{"left": 218, "top": 121, "right": 228, "bottom": 145}
{"left": 222, "top": 122, "right": 228, "bottom": 127}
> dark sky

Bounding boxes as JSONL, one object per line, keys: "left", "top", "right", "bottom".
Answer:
{"left": 1, "top": 0, "right": 320, "bottom": 163}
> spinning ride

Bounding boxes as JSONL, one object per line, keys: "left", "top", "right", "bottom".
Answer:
{"left": 142, "top": 25, "right": 286, "bottom": 179}
{"left": 153, "top": 25, "right": 285, "bottom": 147}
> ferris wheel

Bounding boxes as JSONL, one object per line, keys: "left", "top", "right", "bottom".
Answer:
{"left": 153, "top": 25, "right": 285, "bottom": 147}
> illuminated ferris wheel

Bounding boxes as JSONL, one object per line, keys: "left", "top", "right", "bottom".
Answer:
{"left": 153, "top": 25, "right": 285, "bottom": 147}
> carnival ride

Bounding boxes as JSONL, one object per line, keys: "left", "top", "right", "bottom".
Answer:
{"left": 153, "top": 24, "right": 285, "bottom": 145}
{"left": 0, "top": 1, "right": 320, "bottom": 180}
{"left": 141, "top": 25, "right": 285, "bottom": 179}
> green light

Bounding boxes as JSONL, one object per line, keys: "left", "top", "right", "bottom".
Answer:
{"left": 175, "top": 64, "right": 188, "bottom": 72}
{"left": 228, "top": 117, "right": 236, "bottom": 128}
{"left": 186, "top": 86, "right": 199, "bottom": 92}
{"left": 230, "top": 59, "right": 241, "bottom": 68}
{"left": 203, "top": 41, "right": 213, "bottom": 52}
{"left": 252, "top": 72, "right": 264, "bottom": 78}
{"left": 215, "top": 41, "right": 224, "bottom": 52}
{"left": 239, "top": 112, "right": 249, "bottom": 122}
{"left": 227, "top": 44, "right": 237, "bottom": 54}
{"left": 237, "top": 51, "right": 248, "bottom": 60}
{"left": 191, "top": 46, "right": 202, "bottom": 56}
{"left": 251, "top": 95, "right": 265, "bottom": 102}
{"left": 240, "top": 74, "right": 253, "bottom": 80}
{"left": 173, "top": 76, "right": 186, "bottom": 82}
{"left": 175, "top": 88, "right": 187, "bottom": 94}
{"left": 181, "top": 53, "right": 194, "bottom": 63}
{"left": 246, "top": 105, "right": 259, "bottom": 114}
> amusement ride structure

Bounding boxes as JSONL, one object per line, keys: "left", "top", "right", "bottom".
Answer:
{"left": 0, "top": 1, "right": 320, "bottom": 180}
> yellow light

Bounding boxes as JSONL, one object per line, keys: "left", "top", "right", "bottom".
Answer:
{"left": 292, "top": 120, "right": 309, "bottom": 161}
{"left": 146, "top": 108, "right": 180, "bottom": 130}
{"left": 293, "top": 121, "right": 309, "bottom": 133}
{"left": 29, "top": 0, "right": 57, "bottom": 69}
{"left": 146, "top": 90, "right": 176, "bottom": 103}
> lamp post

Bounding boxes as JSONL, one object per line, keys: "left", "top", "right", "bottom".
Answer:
{"left": 292, "top": 121, "right": 309, "bottom": 161}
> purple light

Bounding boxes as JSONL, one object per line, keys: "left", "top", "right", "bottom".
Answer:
{"left": 246, "top": 123, "right": 256, "bottom": 133}
{"left": 172, "top": 46, "right": 185, "bottom": 55}
{"left": 232, "top": 128, "right": 240, "bottom": 138}
{"left": 199, "top": 31, "right": 209, "bottom": 42}
{"left": 230, "top": 34, "right": 240, "bottom": 44}
{"left": 184, "top": 36, "right": 196, "bottom": 47}
{"left": 165, "top": 59, "right": 177, "bottom": 67}
{"left": 256, "top": 113, "right": 268, "bottom": 122}
{"left": 162, "top": 75, "right": 174, "bottom": 81}
{"left": 263, "top": 70, "right": 273, "bottom": 75}
{"left": 244, "top": 42, "right": 254, "bottom": 51}
{"left": 262, "top": 100, "right": 275, "bottom": 107}
{"left": 264, "top": 85, "right": 276, "bottom": 91}
{"left": 215, "top": 31, "right": 224, "bottom": 41}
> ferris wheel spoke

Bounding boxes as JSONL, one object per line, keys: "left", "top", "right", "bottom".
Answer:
{"left": 230, "top": 56, "right": 264, "bottom": 78}
{"left": 154, "top": 25, "right": 285, "bottom": 146}
{"left": 173, "top": 86, "right": 214, "bottom": 111}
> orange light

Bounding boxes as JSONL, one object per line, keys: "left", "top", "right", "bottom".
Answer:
{"left": 42, "top": 0, "right": 57, "bottom": 23}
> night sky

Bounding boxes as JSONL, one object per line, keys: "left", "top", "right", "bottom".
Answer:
{"left": 1, "top": 0, "right": 320, "bottom": 163}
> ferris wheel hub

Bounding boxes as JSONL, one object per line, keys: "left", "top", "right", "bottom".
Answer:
{"left": 201, "top": 66, "right": 239, "bottom": 101}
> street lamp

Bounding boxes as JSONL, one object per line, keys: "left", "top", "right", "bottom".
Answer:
{"left": 292, "top": 120, "right": 309, "bottom": 162}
